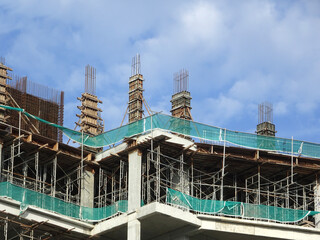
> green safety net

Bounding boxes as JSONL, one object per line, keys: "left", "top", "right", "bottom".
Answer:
{"left": 166, "top": 188, "right": 319, "bottom": 223}
{"left": 2, "top": 104, "right": 320, "bottom": 158}
{"left": 0, "top": 181, "right": 319, "bottom": 223}
{"left": 0, "top": 182, "right": 128, "bottom": 222}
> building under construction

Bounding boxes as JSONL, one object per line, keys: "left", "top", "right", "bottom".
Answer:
{"left": 0, "top": 56, "right": 320, "bottom": 240}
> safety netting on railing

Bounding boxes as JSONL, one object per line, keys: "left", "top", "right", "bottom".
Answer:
{"left": 1, "top": 105, "right": 320, "bottom": 158}
{"left": 0, "top": 181, "right": 319, "bottom": 224}
{"left": 0, "top": 182, "right": 128, "bottom": 222}
{"left": 166, "top": 188, "right": 319, "bottom": 223}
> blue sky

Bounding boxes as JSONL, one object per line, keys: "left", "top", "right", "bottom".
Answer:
{"left": 1, "top": 0, "right": 320, "bottom": 143}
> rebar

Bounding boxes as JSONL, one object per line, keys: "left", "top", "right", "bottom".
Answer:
{"left": 173, "top": 69, "right": 189, "bottom": 94}
{"left": 131, "top": 54, "right": 141, "bottom": 76}
{"left": 258, "top": 102, "right": 273, "bottom": 124}
{"left": 8, "top": 76, "right": 64, "bottom": 105}
{"left": 85, "top": 65, "right": 96, "bottom": 95}
{"left": 0, "top": 56, "right": 5, "bottom": 65}
{"left": 7, "top": 76, "right": 64, "bottom": 142}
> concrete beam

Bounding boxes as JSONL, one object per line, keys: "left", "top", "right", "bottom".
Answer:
{"left": 198, "top": 214, "right": 320, "bottom": 240}
{"left": 91, "top": 203, "right": 201, "bottom": 238}
{"left": 137, "top": 129, "right": 196, "bottom": 151}
{"left": 91, "top": 213, "right": 128, "bottom": 237}
{"left": 137, "top": 202, "right": 201, "bottom": 226}
{"left": 0, "top": 197, "right": 93, "bottom": 236}
{"left": 95, "top": 142, "right": 128, "bottom": 161}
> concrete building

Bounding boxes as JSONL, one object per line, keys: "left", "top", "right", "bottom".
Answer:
{"left": 0, "top": 58, "right": 320, "bottom": 239}
{"left": 1, "top": 125, "right": 320, "bottom": 239}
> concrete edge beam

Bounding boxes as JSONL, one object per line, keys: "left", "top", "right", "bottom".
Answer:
{"left": 0, "top": 197, "right": 93, "bottom": 236}
{"left": 198, "top": 214, "right": 320, "bottom": 240}
{"left": 91, "top": 213, "right": 128, "bottom": 236}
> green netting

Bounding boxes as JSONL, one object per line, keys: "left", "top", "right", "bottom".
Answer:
{"left": 1, "top": 181, "right": 317, "bottom": 223}
{"left": 0, "top": 182, "right": 128, "bottom": 222}
{"left": 2, "top": 104, "right": 320, "bottom": 159}
{"left": 82, "top": 200, "right": 128, "bottom": 221}
{"left": 166, "top": 188, "right": 319, "bottom": 223}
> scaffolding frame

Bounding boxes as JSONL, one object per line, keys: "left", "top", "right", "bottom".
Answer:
{"left": 95, "top": 160, "right": 128, "bottom": 208}
{"left": 0, "top": 113, "right": 319, "bottom": 239}
{"left": 139, "top": 140, "right": 317, "bottom": 226}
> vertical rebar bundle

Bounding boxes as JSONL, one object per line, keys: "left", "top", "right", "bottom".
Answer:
{"left": 0, "top": 56, "right": 5, "bottom": 65}
{"left": 173, "top": 69, "right": 189, "bottom": 94}
{"left": 258, "top": 102, "right": 273, "bottom": 124}
{"left": 85, "top": 65, "right": 96, "bottom": 95}
{"left": 131, "top": 54, "right": 141, "bottom": 76}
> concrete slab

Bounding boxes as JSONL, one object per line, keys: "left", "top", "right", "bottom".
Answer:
{"left": 137, "top": 203, "right": 201, "bottom": 240}
{"left": 3, "top": 195, "right": 320, "bottom": 240}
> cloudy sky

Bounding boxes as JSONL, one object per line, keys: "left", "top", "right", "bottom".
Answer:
{"left": 0, "top": 0, "right": 320, "bottom": 143}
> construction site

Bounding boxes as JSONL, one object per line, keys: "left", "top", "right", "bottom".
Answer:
{"left": 0, "top": 55, "right": 320, "bottom": 240}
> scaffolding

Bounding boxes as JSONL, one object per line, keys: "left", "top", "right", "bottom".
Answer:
{"left": 0, "top": 115, "right": 127, "bottom": 217}
{"left": 0, "top": 102, "right": 318, "bottom": 240}
{"left": 0, "top": 109, "right": 319, "bottom": 240}
{"left": 95, "top": 160, "right": 128, "bottom": 208}
{"left": 0, "top": 120, "right": 85, "bottom": 238}
{"left": 140, "top": 140, "right": 318, "bottom": 225}
{"left": 0, "top": 132, "right": 83, "bottom": 206}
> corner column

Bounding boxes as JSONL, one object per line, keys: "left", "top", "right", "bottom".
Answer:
{"left": 81, "top": 166, "right": 95, "bottom": 208}
{"left": 127, "top": 149, "right": 142, "bottom": 240}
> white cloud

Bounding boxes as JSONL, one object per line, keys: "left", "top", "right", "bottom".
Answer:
{"left": 274, "top": 101, "right": 288, "bottom": 116}
{"left": 193, "top": 95, "right": 244, "bottom": 127}
{"left": 1, "top": 0, "right": 320, "bottom": 142}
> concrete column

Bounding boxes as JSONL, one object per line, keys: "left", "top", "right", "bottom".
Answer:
{"left": 127, "top": 149, "right": 142, "bottom": 240}
{"left": 314, "top": 181, "right": 320, "bottom": 228}
{"left": 157, "top": 235, "right": 190, "bottom": 240}
{"left": 128, "top": 149, "right": 142, "bottom": 211}
{"left": 154, "top": 230, "right": 191, "bottom": 240}
{"left": 128, "top": 218, "right": 141, "bottom": 240}
{"left": 174, "top": 236, "right": 189, "bottom": 240}
{"left": 172, "top": 155, "right": 189, "bottom": 195}
{"left": 81, "top": 166, "right": 95, "bottom": 208}
{"left": 172, "top": 172, "right": 189, "bottom": 194}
